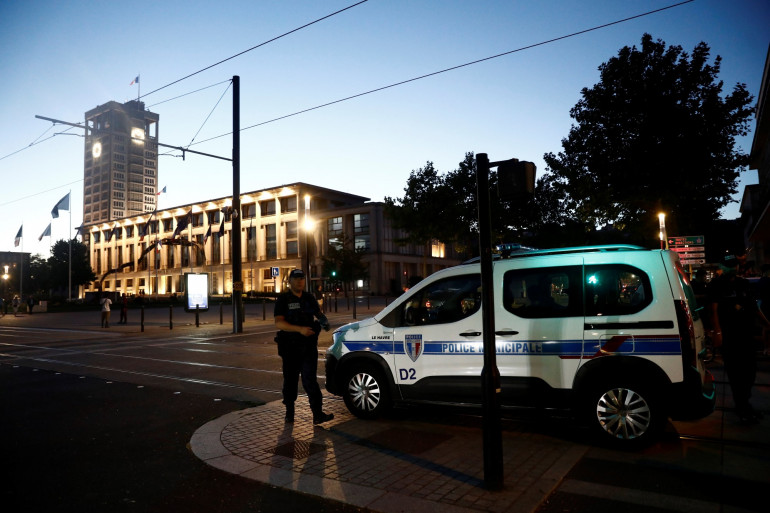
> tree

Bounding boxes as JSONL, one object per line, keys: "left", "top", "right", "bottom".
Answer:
{"left": 28, "top": 255, "right": 52, "bottom": 296}
{"left": 385, "top": 161, "right": 460, "bottom": 270}
{"left": 321, "top": 235, "right": 368, "bottom": 296}
{"left": 543, "top": 34, "right": 755, "bottom": 243}
{"left": 48, "top": 239, "right": 96, "bottom": 296}
{"left": 387, "top": 152, "right": 559, "bottom": 257}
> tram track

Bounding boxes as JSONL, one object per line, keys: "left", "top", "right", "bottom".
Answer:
{"left": 0, "top": 353, "right": 290, "bottom": 397}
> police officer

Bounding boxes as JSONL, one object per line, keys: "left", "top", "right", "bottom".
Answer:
{"left": 709, "top": 254, "right": 770, "bottom": 423}
{"left": 274, "top": 269, "right": 333, "bottom": 424}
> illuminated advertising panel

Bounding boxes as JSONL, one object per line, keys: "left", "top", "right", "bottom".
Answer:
{"left": 184, "top": 273, "right": 209, "bottom": 312}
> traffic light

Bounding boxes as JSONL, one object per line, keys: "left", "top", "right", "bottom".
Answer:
{"left": 331, "top": 270, "right": 337, "bottom": 277}
{"left": 497, "top": 159, "right": 536, "bottom": 201}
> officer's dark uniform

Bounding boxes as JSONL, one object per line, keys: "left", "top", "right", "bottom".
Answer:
{"left": 274, "top": 276, "right": 332, "bottom": 423}
{"left": 709, "top": 259, "right": 765, "bottom": 422}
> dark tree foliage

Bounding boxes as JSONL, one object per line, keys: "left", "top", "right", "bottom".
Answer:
{"left": 386, "top": 152, "right": 560, "bottom": 257}
{"left": 384, "top": 161, "right": 457, "bottom": 246}
{"left": 543, "top": 34, "right": 754, "bottom": 243}
{"left": 48, "top": 239, "right": 96, "bottom": 295}
{"left": 27, "top": 255, "right": 51, "bottom": 296}
{"left": 321, "top": 235, "right": 368, "bottom": 296}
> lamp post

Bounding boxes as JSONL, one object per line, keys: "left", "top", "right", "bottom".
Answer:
{"left": 303, "top": 195, "right": 313, "bottom": 292}
{"left": 2, "top": 265, "right": 8, "bottom": 313}
{"left": 658, "top": 213, "right": 667, "bottom": 250}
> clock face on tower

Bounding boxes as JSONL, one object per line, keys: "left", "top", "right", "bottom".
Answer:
{"left": 92, "top": 141, "right": 102, "bottom": 159}
{"left": 131, "top": 127, "right": 145, "bottom": 143}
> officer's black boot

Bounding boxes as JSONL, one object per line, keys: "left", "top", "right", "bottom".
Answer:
{"left": 284, "top": 404, "right": 295, "bottom": 423}
{"left": 313, "top": 411, "right": 334, "bottom": 424}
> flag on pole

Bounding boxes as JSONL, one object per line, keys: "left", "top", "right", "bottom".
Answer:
{"left": 172, "top": 210, "right": 192, "bottom": 238}
{"left": 74, "top": 223, "right": 85, "bottom": 239}
{"left": 130, "top": 75, "right": 140, "bottom": 86}
{"left": 38, "top": 223, "right": 51, "bottom": 242}
{"left": 218, "top": 218, "right": 225, "bottom": 237}
{"left": 51, "top": 193, "right": 70, "bottom": 218}
{"left": 14, "top": 225, "right": 22, "bottom": 247}
{"left": 139, "top": 209, "right": 156, "bottom": 242}
{"left": 157, "top": 185, "right": 166, "bottom": 195}
{"left": 203, "top": 225, "right": 212, "bottom": 244}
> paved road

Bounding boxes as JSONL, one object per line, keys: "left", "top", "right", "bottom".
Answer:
{"left": 1, "top": 364, "right": 368, "bottom": 513}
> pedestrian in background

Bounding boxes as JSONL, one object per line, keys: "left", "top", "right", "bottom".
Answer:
{"left": 12, "top": 295, "right": 20, "bottom": 316}
{"left": 274, "top": 269, "right": 334, "bottom": 425}
{"left": 709, "top": 255, "right": 769, "bottom": 423}
{"left": 27, "top": 296, "right": 34, "bottom": 314}
{"left": 100, "top": 294, "right": 112, "bottom": 328}
{"left": 119, "top": 294, "right": 128, "bottom": 324}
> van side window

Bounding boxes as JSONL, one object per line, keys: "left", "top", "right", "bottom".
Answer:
{"left": 382, "top": 274, "right": 482, "bottom": 328}
{"left": 504, "top": 266, "right": 582, "bottom": 318}
{"left": 585, "top": 265, "right": 651, "bottom": 316}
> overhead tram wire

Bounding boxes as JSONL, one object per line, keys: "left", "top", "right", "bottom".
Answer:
{"left": 0, "top": 125, "right": 77, "bottom": 162}
{"left": 0, "top": 2, "right": 368, "bottom": 163}
{"left": 147, "top": 79, "right": 233, "bottom": 109}
{"left": 188, "top": 0, "right": 697, "bottom": 147}
{"left": 138, "top": 0, "right": 370, "bottom": 101}
{"left": 186, "top": 80, "right": 233, "bottom": 148}
{"left": 0, "top": 179, "right": 83, "bottom": 208}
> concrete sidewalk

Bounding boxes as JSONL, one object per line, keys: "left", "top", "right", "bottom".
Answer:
{"left": 190, "top": 354, "right": 770, "bottom": 513}
{"left": 191, "top": 399, "right": 588, "bottom": 513}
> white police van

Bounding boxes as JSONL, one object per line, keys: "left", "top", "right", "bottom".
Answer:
{"left": 325, "top": 245, "right": 715, "bottom": 447}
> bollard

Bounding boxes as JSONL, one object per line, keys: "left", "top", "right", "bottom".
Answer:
{"left": 195, "top": 305, "right": 200, "bottom": 327}
{"left": 367, "top": 295, "right": 370, "bottom": 309}
{"left": 220, "top": 302, "right": 223, "bottom": 325}
{"left": 169, "top": 304, "right": 173, "bottom": 330}
{"left": 262, "top": 299, "right": 266, "bottom": 321}
{"left": 141, "top": 305, "right": 145, "bottom": 332}
{"left": 334, "top": 295, "right": 338, "bottom": 313}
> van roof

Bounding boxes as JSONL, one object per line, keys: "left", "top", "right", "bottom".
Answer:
{"left": 462, "top": 244, "right": 648, "bottom": 264}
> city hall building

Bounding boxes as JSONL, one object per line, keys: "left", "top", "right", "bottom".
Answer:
{"left": 81, "top": 100, "right": 460, "bottom": 298}
{"left": 82, "top": 183, "right": 460, "bottom": 297}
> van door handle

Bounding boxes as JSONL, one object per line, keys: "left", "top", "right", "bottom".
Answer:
{"left": 495, "top": 330, "right": 519, "bottom": 336}
{"left": 460, "top": 331, "right": 482, "bottom": 337}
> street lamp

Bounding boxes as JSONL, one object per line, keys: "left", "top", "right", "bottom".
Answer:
{"left": 2, "top": 265, "right": 8, "bottom": 314}
{"left": 304, "top": 194, "right": 314, "bottom": 292}
{"left": 658, "top": 213, "right": 668, "bottom": 250}
{"left": 304, "top": 216, "right": 316, "bottom": 293}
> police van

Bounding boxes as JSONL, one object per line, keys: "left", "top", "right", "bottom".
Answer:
{"left": 325, "top": 245, "right": 716, "bottom": 447}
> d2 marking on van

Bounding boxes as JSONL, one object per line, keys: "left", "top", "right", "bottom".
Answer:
{"left": 405, "top": 334, "right": 423, "bottom": 362}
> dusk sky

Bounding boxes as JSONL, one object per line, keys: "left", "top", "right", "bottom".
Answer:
{"left": 1, "top": 0, "right": 768, "bottom": 257}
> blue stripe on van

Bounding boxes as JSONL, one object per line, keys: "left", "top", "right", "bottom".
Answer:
{"left": 342, "top": 336, "right": 681, "bottom": 357}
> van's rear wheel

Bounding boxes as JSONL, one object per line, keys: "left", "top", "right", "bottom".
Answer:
{"left": 342, "top": 364, "right": 391, "bottom": 419}
{"left": 585, "top": 383, "right": 664, "bottom": 448}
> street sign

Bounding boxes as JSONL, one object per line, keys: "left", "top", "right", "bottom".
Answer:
{"left": 671, "top": 246, "right": 705, "bottom": 253}
{"left": 680, "top": 259, "right": 706, "bottom": 265}
{"left": 668, "top": 235, "right": 705, "bottom": 247}
{"left": 677, "top": 252, "right": 705, "bottom": 259}
{"left": 271, "top": 266, "right": 279, "bottom": 277}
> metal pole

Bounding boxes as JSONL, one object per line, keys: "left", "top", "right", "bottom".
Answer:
{"left": 476, "top": 153, "right": 504, "bottom": 489}
{"left": 232, "top": 75, "right": 243, "bottom": 333}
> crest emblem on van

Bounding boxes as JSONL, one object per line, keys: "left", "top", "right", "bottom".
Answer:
{"left": 405, "top": 334, "right": 423, "bottom": 362}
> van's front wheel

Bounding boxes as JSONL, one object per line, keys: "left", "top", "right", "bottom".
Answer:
{"left": 584, "top": 383, "right": 665, "bottom": 448}
{"left": 342, "top": 364, "right": 391, "bottom": 419}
